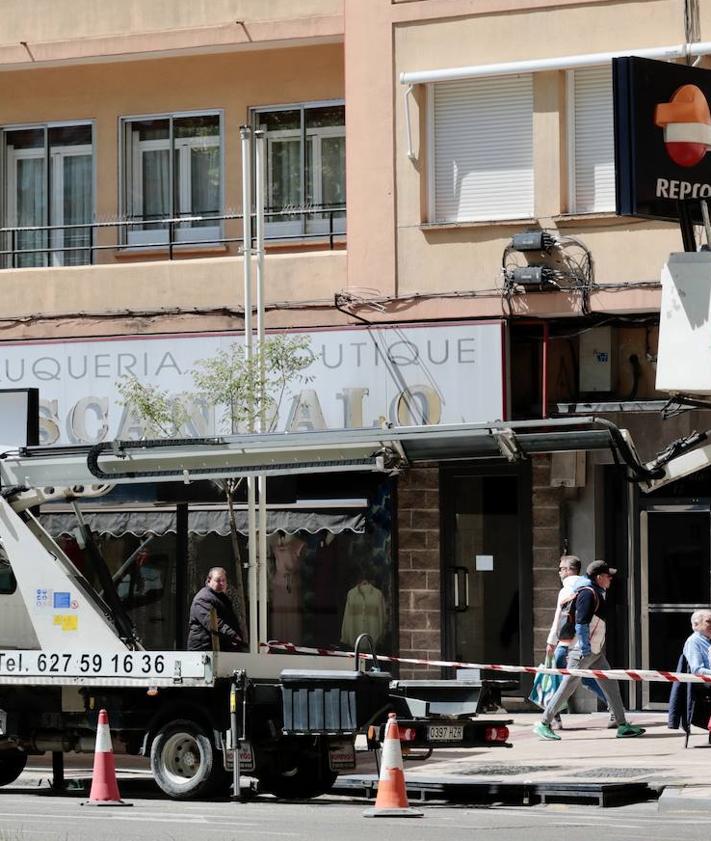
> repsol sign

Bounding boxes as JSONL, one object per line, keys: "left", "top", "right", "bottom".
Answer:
{"left": 614, "top": 57, "right": 711, "bottom": 223}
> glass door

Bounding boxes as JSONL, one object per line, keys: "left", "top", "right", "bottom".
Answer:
{"left": 640, "top": 505, "right": 711, "bottom": 708}
{"left": 442, "top": 469, "right": 527, "bottom": 684}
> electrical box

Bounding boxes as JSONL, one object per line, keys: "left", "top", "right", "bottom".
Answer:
{"left": 579, "top": 327, "right": 615, "bottom": 392}
{"left": 549, "top": 451, "right": 586, "bottom": 488}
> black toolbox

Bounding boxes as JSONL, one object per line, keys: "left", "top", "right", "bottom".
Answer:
{"left": 280, "top": 669, "right": 392, "bottom": 734}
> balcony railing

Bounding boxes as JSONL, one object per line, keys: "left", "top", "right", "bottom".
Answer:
{"left": 0, "top": 205, "right": 346, "bottom": 268}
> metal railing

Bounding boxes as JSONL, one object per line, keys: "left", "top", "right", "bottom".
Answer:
{"left": 0, "top": 205, "right": 346, "bottom": 268}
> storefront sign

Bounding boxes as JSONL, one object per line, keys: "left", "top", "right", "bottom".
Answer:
{"left": 614, "top": 56, "right": 711, "bottom": 222}
{"left": 0, "top": 322, "right": 505, "bottom": 446}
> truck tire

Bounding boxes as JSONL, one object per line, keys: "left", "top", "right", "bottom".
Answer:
{"left": 0, "top": 749, "right": 27, "bottom": 787}
{"left": 150, "top": 719, "right": 224, "bottom": 800}
{"left": 258, "top": 754, "right": 337, "bottom": 800}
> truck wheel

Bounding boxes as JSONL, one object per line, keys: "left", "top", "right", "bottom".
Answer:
{"left": 150, "top": 719, "right": 222, "bottom": 800}
{"left": 0, "top": 749, "right": 27, "bottom": 786}
{"left": 259, "top": 756, "right": 337, "bottom": 800}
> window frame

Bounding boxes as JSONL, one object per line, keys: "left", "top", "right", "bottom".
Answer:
{"left": 250, "top": 99, "right": 346, "bottom": 239}
{"left": 119, "top": 109, "right": 224, "bottom": 248}
{"left": 1, "top": 119, "right": 95, "bottom": 267}
{"left": 566, "top": 66, "right": 616, "bottom": 215}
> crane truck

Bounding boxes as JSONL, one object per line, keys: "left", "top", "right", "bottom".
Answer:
{"left": 0, "top": 429, "right": 513, "bottom": 800}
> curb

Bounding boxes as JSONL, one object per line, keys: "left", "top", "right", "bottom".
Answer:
{"left": 658, "top": 786, "right": 711, "bottom": 814}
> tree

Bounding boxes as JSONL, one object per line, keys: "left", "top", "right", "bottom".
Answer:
{"left": 116, "top": 334, "right": 314, "bottom": 644}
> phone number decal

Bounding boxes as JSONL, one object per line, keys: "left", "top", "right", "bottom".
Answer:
{"left": 0, "top": 651, "right": 181, "bottom": 679}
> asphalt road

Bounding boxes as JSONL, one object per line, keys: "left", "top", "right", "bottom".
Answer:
{"left": 0, "top": 789, "right": 709, "bottom": 841}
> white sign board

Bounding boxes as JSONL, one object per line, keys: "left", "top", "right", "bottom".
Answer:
{"left": 0, "top": 322, "right": 505, "bottom": 446}
{"left": 657, "top": 253, "right": 711, "bottom": 394}
{"left": 0, "top": 389, "right": 36, "bottom": 449}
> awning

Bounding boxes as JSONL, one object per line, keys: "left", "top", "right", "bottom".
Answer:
{"left": 39, "top": 508, "right": 365, "bottom": 539}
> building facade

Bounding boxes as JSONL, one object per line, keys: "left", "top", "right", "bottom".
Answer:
{"left": 2, "top": 0, "right": 711, "bottom": 706}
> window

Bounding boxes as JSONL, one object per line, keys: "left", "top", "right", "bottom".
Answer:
{"left": 569, "top": 66, "right": 615, "bottom": 213}
{"left": 2, "top": 123, "right": 93, "bottom": 267}
{"left": 252, "top": 102, "right": 346, "bottom": 238}
{"left": 430, "top": 75, "right": 534, "bottom": 223}
{"left": 121, "top": 112, "right": 222, "bottom": 247}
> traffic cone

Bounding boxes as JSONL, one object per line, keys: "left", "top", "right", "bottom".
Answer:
{"left": 81, "top": 709, "right": 132, "bottom": 807}
{"left": 363, "top": 712, "right": 423, "bottom": 818}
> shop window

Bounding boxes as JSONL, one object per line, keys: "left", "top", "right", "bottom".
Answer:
{"left": 252, "top": 102, "right": 346, "bottom": 238}
{"left": 2, "top": 123, "right": 93, "bottom": 267}
{"left": 568, "top": 66, "right": 615, "bottom": 213}
{"left": 267, "top": 484, "right": 394, "bottom": 653}
{"left": 430, "top": 75, "right": 534, "bottom": 223}
{"left": 121, "top": 112, "right": 222, "bottom": 247}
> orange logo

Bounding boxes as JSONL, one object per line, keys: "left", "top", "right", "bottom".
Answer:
{"left": 655, "top": 85, "right": 711, "bottom": 168}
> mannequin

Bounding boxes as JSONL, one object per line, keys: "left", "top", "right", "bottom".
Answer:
{"left": 268, "top": 531, "right": 305, "bottom": 642}
{"left": 340, "top": 566, "right": 387, "bottom": 648}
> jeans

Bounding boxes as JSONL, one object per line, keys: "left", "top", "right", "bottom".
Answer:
{"left": 554, "top": 644, "right": 607, "bottom": 704}
{"left": 542, "top": 648, "right": 627, "bottom": 726}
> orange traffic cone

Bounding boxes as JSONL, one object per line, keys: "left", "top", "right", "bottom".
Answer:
{"left": 81, "top": 709, "right": 132, "bottom": 807}
{"left": 363, "top": 712, "right": 423, "bottom": 818}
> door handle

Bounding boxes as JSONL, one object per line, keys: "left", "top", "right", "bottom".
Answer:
{"left": 450, "top": 566, "right": 470, "bottom": 612}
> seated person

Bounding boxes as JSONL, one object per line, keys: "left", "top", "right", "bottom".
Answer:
{"left": 187, "top": 567, "right": 244, "bottom": 652}
{"left": 669, "top": 610, "right": 711, "bottom": 739}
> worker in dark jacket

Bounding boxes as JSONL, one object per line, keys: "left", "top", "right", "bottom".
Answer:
{"left": 187, "top": 567, "right": 244, "bottom": 651}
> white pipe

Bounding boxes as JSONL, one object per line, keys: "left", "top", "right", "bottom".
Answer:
{"left": 254, "top": 129, "right": 269, "bottom": 649}
{"left": 399, "top": 41, "right": 711, "bottom": 86}
{"left": 240, "top": 126, "right": 253, "bottom": 363}
{"left": 247, "top": 475, "right": 258, "bottom": 653}
{"left": 240, "top": 125, "right": 258, "bottom": 653}
{"left": 403, "top": 85, "right": 416, "bottom": 162}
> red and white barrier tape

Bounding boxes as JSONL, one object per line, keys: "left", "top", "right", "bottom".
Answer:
{"left": 261, "top": 640, "right": 711, "bottom": 685}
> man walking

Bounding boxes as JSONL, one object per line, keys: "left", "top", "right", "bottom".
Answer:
{"left": 534, "top": 560, "right": 645, "bottom": 740}
{"left": 546, "top": 555, "right": 608, "bottom": 727}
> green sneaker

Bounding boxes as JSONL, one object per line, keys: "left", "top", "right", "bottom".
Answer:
{"left": 533, "top": 721, "right": 561, "bottom": 741}
{"left": 616, "top": 723, "right": 646, "bottom": 738}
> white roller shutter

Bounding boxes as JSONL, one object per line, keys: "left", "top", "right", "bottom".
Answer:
{"left": 431, "top": 75, "right": 534, "bottom": 223}
{"left": 571, "top": 66, "right": 615, "bottom": 213}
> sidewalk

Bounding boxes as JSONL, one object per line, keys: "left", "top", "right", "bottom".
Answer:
{"left": 365, "top": 711, "right": 711, "bottom": 808}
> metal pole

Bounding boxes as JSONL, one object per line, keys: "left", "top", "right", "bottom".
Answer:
{"left": 230, "top": 671, "right": 243, "bottom": 802}
{"left": 255, "top": 129, "right": 269, "bottom": 649}
{"left": 240, "top": 125, "right": 259, "bottom": 654}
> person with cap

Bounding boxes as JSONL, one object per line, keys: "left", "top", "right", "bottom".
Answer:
{"left": 545, "top": 554, "right": 609, "bottom": 729}
{"left": 533, "top": 560, "right": 645, "bottom": 741}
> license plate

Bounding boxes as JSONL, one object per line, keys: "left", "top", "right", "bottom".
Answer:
{"left": 328, "top": 739, "right": 356, "bottom": 771}
{"left": 224, "top": 740, "right": 255, "bottom": 772}
{"left": 427, "top": 724, "right": 464, "bottom": 742}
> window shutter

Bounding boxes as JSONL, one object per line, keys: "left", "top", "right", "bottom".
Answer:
{"left": 572, "top": 66, "right": 615, "bottom": 213}
{"left": 432, "top": 75, "right": 533, "bottom": 223}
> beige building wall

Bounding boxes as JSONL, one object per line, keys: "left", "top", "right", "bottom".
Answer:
{"left": 0, "top": 44, "right": 346, "bottom": 331}
{"left": 345, "top": 0, "right": 703, "bottom": 319}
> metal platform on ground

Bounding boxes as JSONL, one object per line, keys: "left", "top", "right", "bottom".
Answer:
{"left": 332, "top": 774, "right": 655, "bottom": 808}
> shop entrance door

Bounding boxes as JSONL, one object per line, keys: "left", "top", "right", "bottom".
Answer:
{"left": 441, "top": 466, "right": 530, "bottom": 687}
{"left": 640, "top": 505, "right": 711, "bottom": 708}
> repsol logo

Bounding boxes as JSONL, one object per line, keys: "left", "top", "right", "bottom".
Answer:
{"left": 656, "top": 178, "right": 711, "bottom": 199}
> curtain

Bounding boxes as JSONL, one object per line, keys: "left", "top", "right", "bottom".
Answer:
{"left": 17, "top": 157, "right": 46, "bottom": 268}
{"left": 143, "top": 148, "right": 170, "bottom": 234}
{"left": 62, "top": 154, "right": 92, "bottom": 265}
{"left": 190, "top": 146, "right": 219, "bottom": 231}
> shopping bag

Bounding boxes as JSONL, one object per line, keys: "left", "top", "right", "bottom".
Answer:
{"left": 528, "top": 654, "right": 565, "bottom": 710}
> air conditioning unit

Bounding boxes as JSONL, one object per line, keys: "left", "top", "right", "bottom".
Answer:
{"left": 549, "top": 451, "right": 586, "bottom": 488}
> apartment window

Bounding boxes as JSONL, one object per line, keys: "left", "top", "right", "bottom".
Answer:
{"left": 430, "top": 76, "right": 534, "bottom": 223}
{"left": 252, "top": 102, "right": 345, "bottom": 237}
{"left": 122, "top": 112, "right": 222, "bottom": 247}
{"left": 2, "top": 123, "right": 93, "bottom": 267}
{"left": 569, "top": 66, "right": 615, "bottom": 213}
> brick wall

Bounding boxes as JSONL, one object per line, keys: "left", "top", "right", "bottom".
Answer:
{"left": 531, "top": 454, "right": 565, "bottom": 663}
{"left": 396, "top": 464, "right": 440, "bottom": 679}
